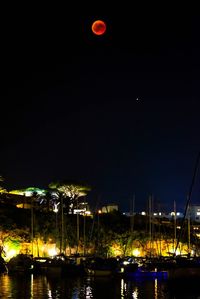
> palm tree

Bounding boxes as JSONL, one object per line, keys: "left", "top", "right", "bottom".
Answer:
{"left": 49, "top": 180, "right": 91, "bottom": 214}
{"left": 49, "top": 180, "right": 91, "bottom": 254}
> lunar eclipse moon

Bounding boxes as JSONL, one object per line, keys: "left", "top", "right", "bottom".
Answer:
{"left": 92, "top": 20, "right": 106, "bottom": 36}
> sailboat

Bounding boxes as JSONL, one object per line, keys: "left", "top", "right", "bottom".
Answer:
{"left": 168, "top": 152, "right": 200, "bottom": 283}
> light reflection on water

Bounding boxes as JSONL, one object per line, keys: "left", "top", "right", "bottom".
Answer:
{"left": 1, "top": 274, "right": 200, "bottom": 299}
{"left": 154, "top": 278, "right": 158, "bottom": 299}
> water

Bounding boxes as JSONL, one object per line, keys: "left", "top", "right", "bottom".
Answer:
{"left": 0, "top": 274, "right": 200, "bottom": 298}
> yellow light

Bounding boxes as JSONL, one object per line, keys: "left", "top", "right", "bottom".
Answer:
{"left": 85, "top": 211, "right": 91, "bottom": 215}
{"left": 3, "top": 241, "right": 20, "bottom": 261}
{"left": 9, "top": 190, "right": 24, "bottom": 195}
{"left": 16, "top": 203, "right": 31, "bottom": 209}
{"left": 0, "top": 189, "right": 7, "bottom": 193}
{"left": 132, "top": 249, "right": 140, "bottom": 257}
{"left": 109, "top": 243, "right": 123, "bottom": 256}
{"left": 48, "top": 248, "right": 58, "bottom": 257}
{"left": 173, "top": 248, "right": 181, "bottom": 256}
{"left": 5, "top": 248, "right": 17, "bottom": 260}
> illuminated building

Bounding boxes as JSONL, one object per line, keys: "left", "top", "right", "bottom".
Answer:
{"left": 190, "top": 205, "right": 200, "bottom": 223}
{"left": 102, "top": 204, "right": 118, "bottom": 213}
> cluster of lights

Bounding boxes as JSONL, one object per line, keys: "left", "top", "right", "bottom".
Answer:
{"left": 170, "top": 212, "right": 181, "bottom": 216}
{"left": 141, "top": 211, "right": 182, "bottom": 217}
{"left": 193, "top": 226, "right": 200, "bottom": 230}
{"left": 1, "top": 236, "right": 192, "bottom": 261}
{"left": 153, "top": 212, "right": 162, "bottom": 216}
{"left": 73, "top": 209, "right": 91, "bottom": 215}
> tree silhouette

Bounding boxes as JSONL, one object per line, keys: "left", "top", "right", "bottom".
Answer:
{"left": 49, "top": 180, "right": 91, "bottom": 214}
{"left": 0, "top": 176, "right": 6, "bottom": 194}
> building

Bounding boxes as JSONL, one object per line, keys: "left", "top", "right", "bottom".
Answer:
{"left": 102, "top": 204, "right": 118, "bottom": 213}
{"left": 73, "top": 201, "right": 91, "bottom": 215}
{"left": 189, "top": 205, "right": 200, "bottom": 223}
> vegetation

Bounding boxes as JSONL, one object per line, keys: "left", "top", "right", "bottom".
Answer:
{"left": 0, "top": 178, "right": 199, "bottom": 260}
{"left": 49, "top": 180, "right": 91, "bottom": 213}
{"left": 0, "top": 198, "right": 199, "bottom": 260}
{"left": 0, "top": 176, "right": 6, "bottom": 193}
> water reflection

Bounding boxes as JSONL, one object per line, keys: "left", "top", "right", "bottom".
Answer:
{"left": 85, "top": 284, "right": 93, "bottom": 298}
{"left": 154, "top": 278, "right": 158, "bottom": 299}
{"left": 1, "top": 274, "right": 200, "bottom": 298}
{"left": 132, "top": 287, "right": 139, "bottom": 299}
{"left": 121, "top": 278, "right": 124, "bottom": 298}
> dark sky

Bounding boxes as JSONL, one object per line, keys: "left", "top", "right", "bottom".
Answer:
{"left": 0, "top": 4, "right": 200, "bottom": 212}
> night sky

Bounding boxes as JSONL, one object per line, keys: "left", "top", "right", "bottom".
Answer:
{"left": 0, "top": 4, "right": 200, "bottom": 212}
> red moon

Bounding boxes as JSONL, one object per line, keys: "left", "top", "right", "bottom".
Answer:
{"left": 92, "top": 20, "right": 106, "bottom": 36}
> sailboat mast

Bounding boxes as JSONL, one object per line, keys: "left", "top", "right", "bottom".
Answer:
{"left": 149, "top": 195, "right": 152, "bottom": 256}
{"left": 60, "top": 196, "right": 64, "bottom": 254}
{"left": 130, "top": 195, "right": 135, "bottom": 234}
{"left": 174, "top": 151, "right": 200, "bottom": 256}
{"left": 77, "top": 198, "right": 79, "bottom": 253}
{"left": 31, "top": 197, "right": 34, "bottom": 256}
{"left": 173, "top": 200, "right": 177, "bottom": 254}
{"left": 188, "top": 203, "right": 191, "bottom": 255}
{"left": 83, "top": 211, "right": 86, "bottom": 256}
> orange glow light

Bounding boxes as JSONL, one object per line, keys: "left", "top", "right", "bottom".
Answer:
{"left": 92, "top": 20, "right": 106, "bottom": 36}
